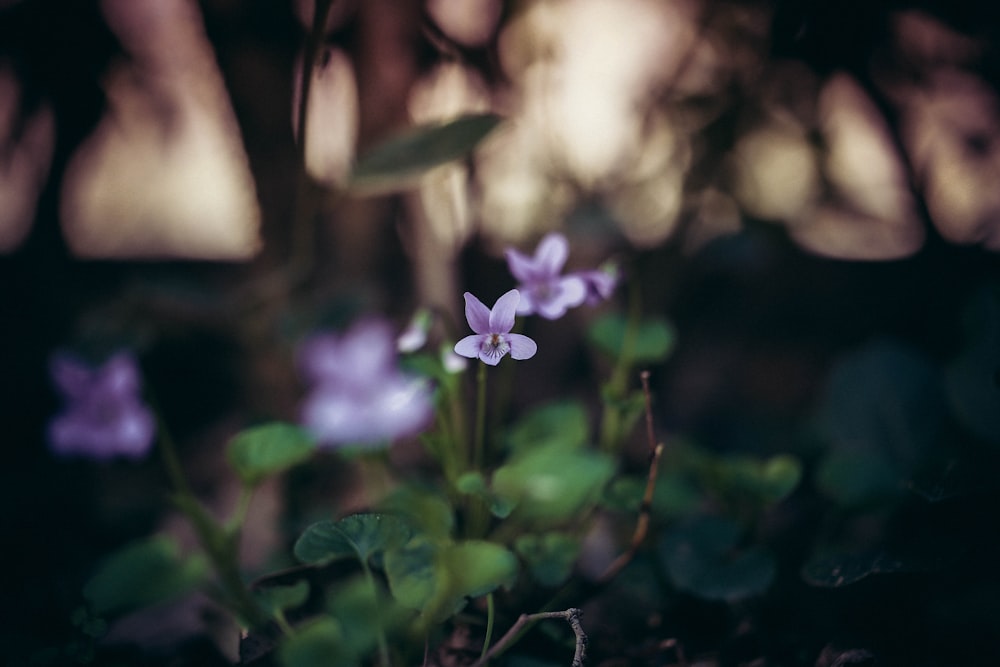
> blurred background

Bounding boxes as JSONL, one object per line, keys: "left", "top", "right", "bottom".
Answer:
{"left": 2, "top": 0, "right": 999, "bottom": 665}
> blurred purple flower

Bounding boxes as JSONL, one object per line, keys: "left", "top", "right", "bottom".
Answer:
{"left": 47, "top": 352, "right": 156, "bottom": 460}
{"left": 454, "top": 290, "right": 537, "bottom": 366}
{"left": 505, "top": 232, "right": 588, "bottom": 319}
{"left": 298, "top": 318, "right": 434, "bottom": 448}
{"left": 577, "top": 262, "right": 620, "bottom": 305}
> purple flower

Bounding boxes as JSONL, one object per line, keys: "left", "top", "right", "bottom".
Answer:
{"left": 505, "top": 233, "right": 590, "bottom": 319}
{"left": 577, "top": 262, "right": 619, "bottom": 305}
{"left": 47, "top": 352, "right": 156, "bottom": 460}
{"left": 454, "top": 290, "right": 538, "bottom": 366}
{"left": 298, "top": 318, "right": 434, "bottom": 448}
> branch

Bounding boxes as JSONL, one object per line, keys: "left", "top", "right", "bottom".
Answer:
{"left": 472, "top": 608, "right": 587, "bottom": 667}
{"left": 598, "top": 370, "right": 664, "bottom": 584}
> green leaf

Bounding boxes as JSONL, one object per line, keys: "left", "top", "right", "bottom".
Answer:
{"left": 349, "top": 114, "right": 503, "bottom": 194}
{"left": 492, "top": 443, "right": 615, "bottom": 526}
{"left": 456, "top": 471, "right": 514, "bottom": 518}
{"left": 602, "top": 472, "right": 701, "bottom": 519}
{"left": 815, "top": 339, "right": 947, "bottom": 506}
{"left": 802, "top": 550, "right": 917, "bottom": 587}
{"left": 816, "top": 449, "right": 901, "bottom": 507}
{"left": 294, "top": 513, "right": 413, "bottom": 566}
{"left": 383, "top": 538, "right": 519, "bottom": 623}
{"left": 514, "top": 533, "right": 581, "bottom": 587}
{"left": 378, "top": 485, "right": 455, "bottom": 539}
{"left": 83, "top": 535, "right": 208, "bottom": 615}
{"left": 505, "top": 400, "right": 590, "bottom": 456}
{"left": 659, "top": 516, "right": 775, "bottom": 602}
{"left": 587, "top": 313, "right": 676, "bottom": 363}
{"left": 326, "top": 576, "right": 414, "bottom": 659}
{"left": 383, "top": 536, "right": 439, "bottom": 612}
{"left": 227, "top": 423, "right": 316, "bottom": 487}
{"left": 278, "top": 617, "right": 354, "bottom": 667}
{"left": 256, "top": 581, "right": 310, "bottom": 617}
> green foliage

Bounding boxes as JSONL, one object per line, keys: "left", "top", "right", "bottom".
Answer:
{"left": 349, "top": 113, "right": 503, "bottom": 193}
{"left": 659, "top": 516, "right": 775, "bottom": 602}
{"left": 815, "top": 339, "right": 947, "bottom": 507}
{"left": 378, "top": 485, "right": 455, "bottom": 540}
{"left": 294, "top": 513, "right": 413, "bottom": 566}
{"left": 456, "top": 471, "right": 515, "bottom": 518}
{"left": 227, "top": 423, "right": 316, "bottom": 487}
{"left": 514, "top": 533, "right": 581, "bottom": 587}
{"left": 326, "top": 576, "right": 414, "bottom": 660}
{"left": 588, "top": 313, "right": 676, "bottom": 363}
{"left": 278, "top": 617, "right": 355, "bottom": 667}
{"left": 256, "top": 581, "right": 310, "bottom": 618}
{"left": 383, "top": 537, "right": 519, "bottom": 623}
{"left": 802, "top": 549, "right": 918, "bottom": 587}
{"left": 83, "top": 535, "right": 208, "bottom": 616}
{"left": 492, "top": 442, "right": 616, "bottom": 526}
{"left": 505, "top": 400, "right": 590, "bottom": 456}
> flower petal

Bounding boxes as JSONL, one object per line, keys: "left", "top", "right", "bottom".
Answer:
{"left": 535, "top": 232, "right": 569, "bottom": 275}
{"left": 536, "top": 275, "right": 588, "bottom": 319}
{"left": 463, "top": 292, "right": 492, "bottom": 334}
{"left": 505, "top": 247, "right": 537, "bottom": 282}
{"left": 489, "top": 289, "right": 520, "bottom": 333}
{"left": 454, "top": 334, "right": 484, "bottom": 358}
{"left": 49, "top": 353, "right": 93, "bottom": 399}
{"left": 479, "top": 350, "right": 503, "bottom": 365}
{"left": 507, "top": 333, "right": 537, "bottom": 360}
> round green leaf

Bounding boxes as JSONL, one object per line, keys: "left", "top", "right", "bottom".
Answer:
{"left": 278, "top": 617, "right": 354, "bottom": 667}
{"left": 587, "top": 313, "right": 676, "bottom": 363}
{"left": 456, "top": 471, "right": 514, "bottom": 519}
{"left": 514, "top": 533, "right": 581, "bottom": 587}
{"left": 83, "top": 535, "right": 208, "bottom": 615}
{"left": 492, "top": 443, "right": 615, "bottom": 525}
{"left": 803, "top": 550, "right": 912, "bottom": 587}
{"left": 349, "top": 114, "right": 503, "bottom": 193}
{"left": 384, "top": 538, "right": 518, "bottom": 623}
{"left": 256, "top": 580, "right": 310, "bottom": 617}
{"left": 659, "top": 516, "right": 775, "bottom": 602}
{"left": 505, "top": 400, "right": 590, "bottom": 455}
{"left": 227, "top": 423, "right": 316, "bottom": 487}
{"left": 294, "top": 513, "right": 412, "bottom": 565}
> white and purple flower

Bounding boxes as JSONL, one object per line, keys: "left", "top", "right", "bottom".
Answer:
{"left": 454, "top": 290, "right": 537, "bottom": 366}
{"left": 47, "top": 351, "right": 156, "bottom": 460}
{"left": 505, "top": 232, "right": 617, "bottom": 319}
{"left": 298, "top": 318, "right": 434, "bottom": 448}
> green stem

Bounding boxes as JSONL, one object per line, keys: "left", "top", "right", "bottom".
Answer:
{"left": 598, "top": 278, "right": 642, "bottom": 452}
{"left": 480, "top": 593, "right": 495, "bottom": 662}
{"left": 473, "top": 362, "right": 488, "bottom": 471}
{"left": 155, "top": 418, "right": 267, "bottom": 628}
{"left": 360, "top": 559, "right": 391, "bottom": 667}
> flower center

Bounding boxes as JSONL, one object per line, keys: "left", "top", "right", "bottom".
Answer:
{"left": 482, "top": 333, "right": 510, "bottom": 359}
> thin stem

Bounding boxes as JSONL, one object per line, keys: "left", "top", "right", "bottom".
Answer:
{"left": 360, "top": 559, "right": 391, "bottom": 667}
{"left": 155, "top": 419, "right": 268, "bottom": 628}
{"left": 598, "top": 279, "right": 641, "bottom": 452}
{"left": 471, "top": 608, "right": 586, "bottom": 667}
{"left": 473, "top": 362, "right": 488, "bottom": 471}
{"left": 598, "top": 370, "right": 664, "bottom": 584}
{"left": 480, "top": 593, "right": 495, "bottom": 661}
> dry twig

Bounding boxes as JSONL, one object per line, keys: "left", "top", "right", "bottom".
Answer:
{"left": 471, "top": 608, "right": 587, "bottom": 667}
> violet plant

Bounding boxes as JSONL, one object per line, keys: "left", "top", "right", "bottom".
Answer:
{"left": 55, "top": 7, "right": 799, "bottom": 665}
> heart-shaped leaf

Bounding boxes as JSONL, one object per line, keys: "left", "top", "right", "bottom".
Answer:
{"left": 659, "top": 516, "right": 775, "bottom": 602}
{"left": 294, "top": 513, "right": 412, "bottom": 566}
{"left": 83, "top": 535, "right": 208, "bottom": 615}
{"left": 588, "top": 313, "right": 676, "bottom": 363}
{"left": 227, "top": 423, "right": 316, "bottom": 487}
